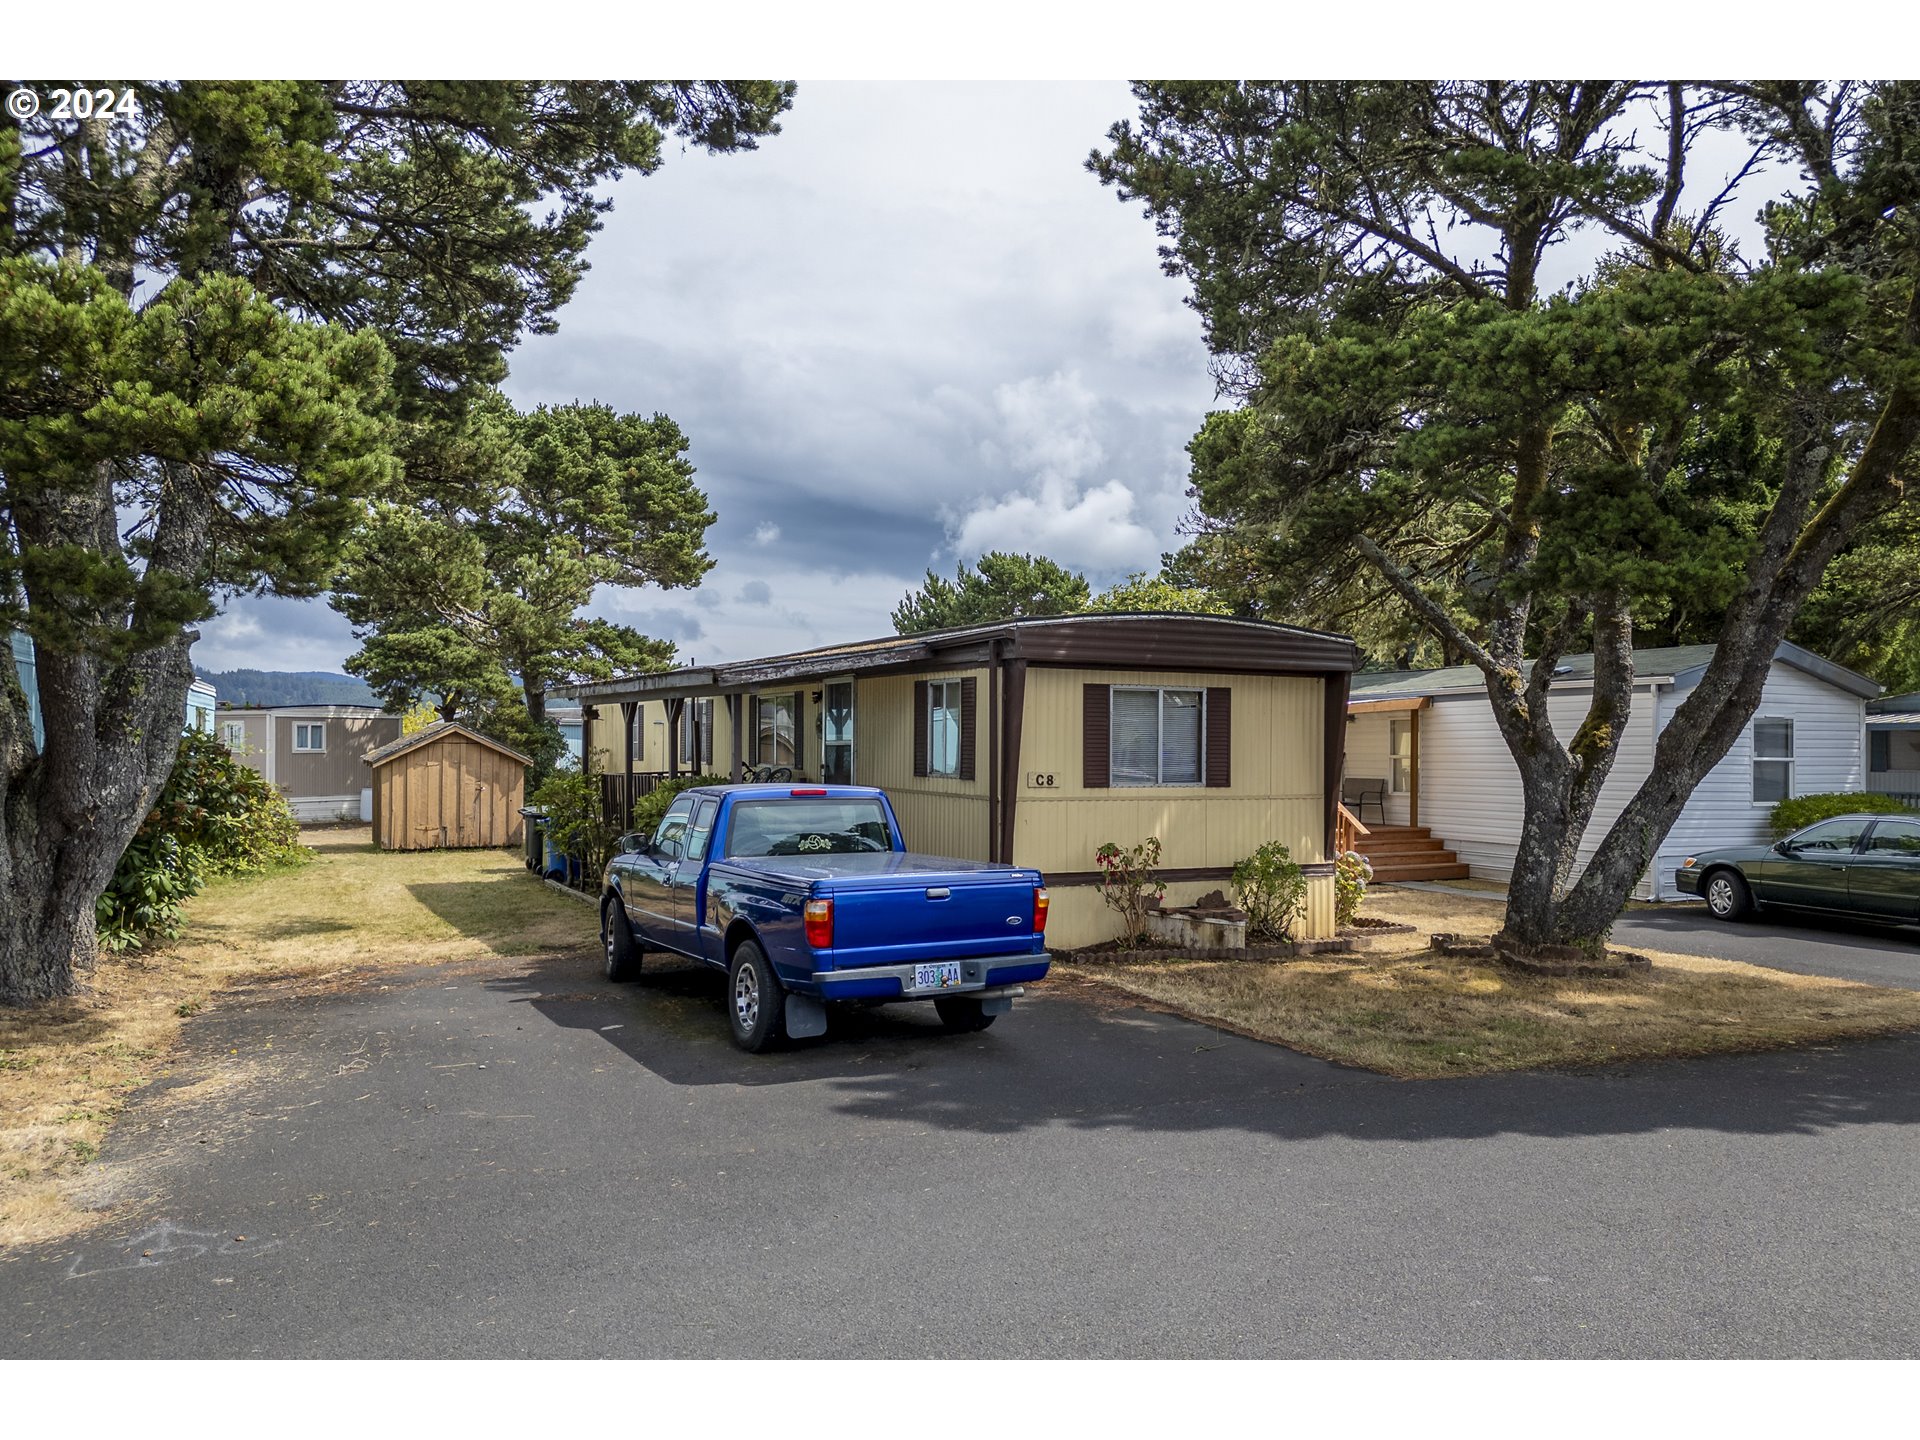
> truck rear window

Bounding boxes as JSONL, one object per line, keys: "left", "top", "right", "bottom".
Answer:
{"left": 725, "top": 799, "right": 894, "bottom": 857}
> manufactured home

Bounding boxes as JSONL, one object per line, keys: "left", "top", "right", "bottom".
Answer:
{"left": 556, "top": 614, "right": 1362, "bottom": 948}
{"left": 1342, "top": 643, "right": 1881, "bottom": 900}
{"left": 215, "top": 703, "right": 402, "bottom": 822}
{"left": 1868, "top": 691, "right": 1920, "bottom": 807}
{"left": 8, "top": 631, "right": 216, "bottom": 750}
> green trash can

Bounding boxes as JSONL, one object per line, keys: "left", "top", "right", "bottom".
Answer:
{"left": 519, "top": 808, "right": 546, "bottom": 871}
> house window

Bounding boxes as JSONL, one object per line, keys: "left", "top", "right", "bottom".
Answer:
{"left": 1870, "top": 731, "right": 1891, "bottom": 773}
{"left": 823, "top": 681, "right": 854, "bottom": 785}
{"left": 293, "top": 722, "right": 326, "bottom": 753}
{"left": 756, "top": 692, "right": 800, "bottom": 767}
{"left": 928, "top": 680, "right": 963, "bottom": 778}
{"left": 1111, "top": 687, "right": 1204, "bottom": 787}
{"left": 1389, "top": 717, "right": 1413, "bottom": 794}
{"left": 219, "top": 721, "right": 246, "bottom": 750}
{"left": 1751, "top": 718, "right": 1793, "bottom": 804}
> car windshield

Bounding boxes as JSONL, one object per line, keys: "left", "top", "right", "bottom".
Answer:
{"left": 725, "top": 798, "right": 894, "bottom": 857}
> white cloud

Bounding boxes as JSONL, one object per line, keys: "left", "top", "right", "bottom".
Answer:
{"left": 948, "top": 477, "right": 1162, "bottom": 574}
{"left": 750, "top": 522, "right": 781, "bottom": 546}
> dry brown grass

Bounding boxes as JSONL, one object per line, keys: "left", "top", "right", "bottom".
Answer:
{"left": 1068, "top": 882, "right": 1920, "bottom": 1078}
{"left": 0, "top": 827, "right": 594, "bottom": 1246}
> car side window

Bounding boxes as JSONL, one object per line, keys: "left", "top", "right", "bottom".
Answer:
{"left": 1865, "top": 818, "right": 1920, "bottom": 857}
{"left": 652, "top": 796, "right": 695, "bottom": 861}
{"left": 686, "top": 798, "right": 717, "bottom": 862}
{"left": 1791, "top": 819, "right": 1869, "bottom": 853}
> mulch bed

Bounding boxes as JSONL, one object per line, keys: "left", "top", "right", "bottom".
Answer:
{"left": 1064, "top": 935, "right": 1354, "bottom": 963}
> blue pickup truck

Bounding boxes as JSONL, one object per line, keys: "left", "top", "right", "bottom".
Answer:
{"left": 598, "top": 784, "right": 1051, "bottom": 1051}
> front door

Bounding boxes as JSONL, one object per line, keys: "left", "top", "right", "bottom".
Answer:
{"left": 1849, "top": 816, "right": 1920, "bottom": 922}
{"left": 624, "top": 794, "right": 694, "bottom": 946}
{"left": 1754, "top": 817, "right": 1869, "bottom": 910}
{"left": 823, "top": 680, "right": 854, "bottom": 785}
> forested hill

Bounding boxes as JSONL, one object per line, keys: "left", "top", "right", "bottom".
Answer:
{"left": 195, "top": 669, "right": 380, "bottom": 708}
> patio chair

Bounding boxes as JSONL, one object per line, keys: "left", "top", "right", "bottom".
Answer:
{"left": 1342, "top": 776, "right": 1387, "bottom": 826}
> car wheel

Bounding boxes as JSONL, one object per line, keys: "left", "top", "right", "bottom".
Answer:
{"left": 935, "top": 996, "right": 997, "bottom": 1033}
{"left": 727, "top": 940, "right": 786, "bottom": 1053}
{"left": 602, "top": 899, "right": 643, "bottom": 981}
{"left": 1704, "top": 869, "right": 1755, "bottom": 922}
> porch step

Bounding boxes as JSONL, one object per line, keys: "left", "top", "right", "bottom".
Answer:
{"left": 1354, "top": 824, "right": 1431, "bottom": 843}
{"left": 1369, "top": 860, "right": 1472, "bottom": 882}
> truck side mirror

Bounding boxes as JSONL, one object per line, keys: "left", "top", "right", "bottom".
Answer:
{"left": 619, "top": 830, "right": 650, "bottom": 855}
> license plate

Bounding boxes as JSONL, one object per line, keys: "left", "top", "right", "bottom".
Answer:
{"left": 914, "top": 962, "right": 963, "bottom": 991}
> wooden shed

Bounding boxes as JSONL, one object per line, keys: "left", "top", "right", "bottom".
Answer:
{"left": 364, "top": 722, "right": 530, "bottom": 851}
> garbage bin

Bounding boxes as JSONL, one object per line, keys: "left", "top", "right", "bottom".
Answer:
{"left": 541, "top": 830, "right": 581, "bottom": 887}
{"left": 519, "top": 808, "right": 546, "bottom": 871}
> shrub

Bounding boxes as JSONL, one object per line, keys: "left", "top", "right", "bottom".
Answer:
{"left": 1232, "top": 841, "right": 1308, "bottom": 943}
{"left": 1768, "top": 791, "right": 1916, "bottom": 839}
{"left": 529, "top": 758, "right": 625, "bottom": 883}
{"left": 1094, "top": 836, "right": 1166, "bottom": 947}
{"left": 1334, "top": 849, "right": 1373, "bottom": 927}
{"left": 97, "top": 729, "right": 309, "bottom": 952}
{"left": 631, "top": 772, "right": 730, "bottom": 836}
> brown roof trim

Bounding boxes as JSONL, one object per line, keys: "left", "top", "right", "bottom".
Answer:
{"left": 555, "top": 613, "right": 1360, "bottom": 704}
{"left": 363, "top": 721, "right": 532, "bottom": 770}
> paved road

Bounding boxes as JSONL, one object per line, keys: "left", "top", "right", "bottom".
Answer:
{"left": 5, "top": 946, "right": 1920, "bottom": 1358}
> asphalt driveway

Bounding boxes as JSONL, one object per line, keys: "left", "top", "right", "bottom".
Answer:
{"left": 1612, "top": 907, "right": 1920, "bottom": 989}
{"left": 5, "top": 943, "right": 1920, "bottom": 1358}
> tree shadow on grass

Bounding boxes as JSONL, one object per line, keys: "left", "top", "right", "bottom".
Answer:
{"left": 480, "top": 948, "right": 1920, "bottom": 1148}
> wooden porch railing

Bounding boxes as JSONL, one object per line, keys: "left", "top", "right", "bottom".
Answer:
{"left": 600, "top": 771, "right": 665, "bottom": 830}
{"left": 1334, "top": 802, "right": 1370, "bottom": 856}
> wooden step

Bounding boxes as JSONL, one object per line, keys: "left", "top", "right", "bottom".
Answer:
{"left": 1357, "top": 839, "right": 1454, "bottom": 859}
{"left": 1356, "top": 825, "right": 1431, "bottom": 842}
{"left": 1369, "top": 861, "right": 1471, "bottom": 882}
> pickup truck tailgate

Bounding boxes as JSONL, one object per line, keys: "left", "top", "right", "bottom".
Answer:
{"left": 826, "top": 870, "right": 1043, "bottom": 968}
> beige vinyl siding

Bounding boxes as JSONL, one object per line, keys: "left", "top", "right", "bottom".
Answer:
{"left": 1012, "top": 668, "right": 1327, "bottom": 879}
{"left": 857, "top": 669, "right": 990, "bottom": 861}
{"left": 1041, "top": 871, "right": 1337, "bottom": 951}
{"left": 275, "top": 713, "right": 398, "bottom": 797}
{"left": 594, "top": 696, "right": 740, "bottom": 777}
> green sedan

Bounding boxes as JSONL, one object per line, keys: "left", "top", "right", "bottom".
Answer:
{"left": 1676, "top": 813, "right": 1920, "bottom": 924}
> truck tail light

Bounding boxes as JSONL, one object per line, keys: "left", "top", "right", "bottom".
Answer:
{"left": 1033, "top": 886, "right": 1049, "bottom": 936}
{"left": 804, "top": 897, "right": 834, "bottom": 949}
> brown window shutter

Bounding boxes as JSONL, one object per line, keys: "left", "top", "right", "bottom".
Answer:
{"left": 913, "top": 680, "right": 930, "bottom": 777}
{"left": 958, "top": 676, "right": 978, "bottom": 781}
{"left": 1205, "top": 687, "right": 1232, "bottom": 788}
{"left": 791, "top": 691, "right": 804, "bottom": 773}
{"left": 1083, "top": 684, "right": 1111, "bottom": 789}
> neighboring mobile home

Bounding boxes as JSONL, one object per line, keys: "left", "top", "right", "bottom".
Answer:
{"left": 1342, "top": 643, "right": 1881, "bottom": 900}
{"left": 1868, "top": 691, "right": 1920, "bottom": 806}
{"left": 556, "top": 614, "right": 1362, "bottom": 948}
{"left": 215, "top": 703, "right": 402, "bottom": 822}
{"left": 8, "top": 630, "right": 218, "bottom": 750}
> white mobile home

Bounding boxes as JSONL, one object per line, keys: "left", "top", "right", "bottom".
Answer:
{"left": 1342, "top": 643, "right": 1880, "bottom": 900}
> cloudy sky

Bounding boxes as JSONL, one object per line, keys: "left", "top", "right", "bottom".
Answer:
{"left": 192, "top": 81, "right": 1218, "bottom": 675}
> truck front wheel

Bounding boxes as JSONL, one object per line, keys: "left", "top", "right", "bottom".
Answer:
{"left": 603, "top": 899, "right": 643, "bottom": 982}
{"left": 727, "top": 940, "right": 786, "bottom": 1053}
{"left": 935, "top": 997, "right": 997, "bottom": 1034}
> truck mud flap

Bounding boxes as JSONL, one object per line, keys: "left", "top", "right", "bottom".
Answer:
{"left": 785, "top": 994, "right": 828, "bottom": 1039}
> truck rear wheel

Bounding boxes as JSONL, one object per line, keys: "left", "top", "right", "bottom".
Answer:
{"left": 935, "top": 997, "right": 997, "bottom": 1033}
{"left": 727, "top": 940, "right": 786, "bottom": 1053}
